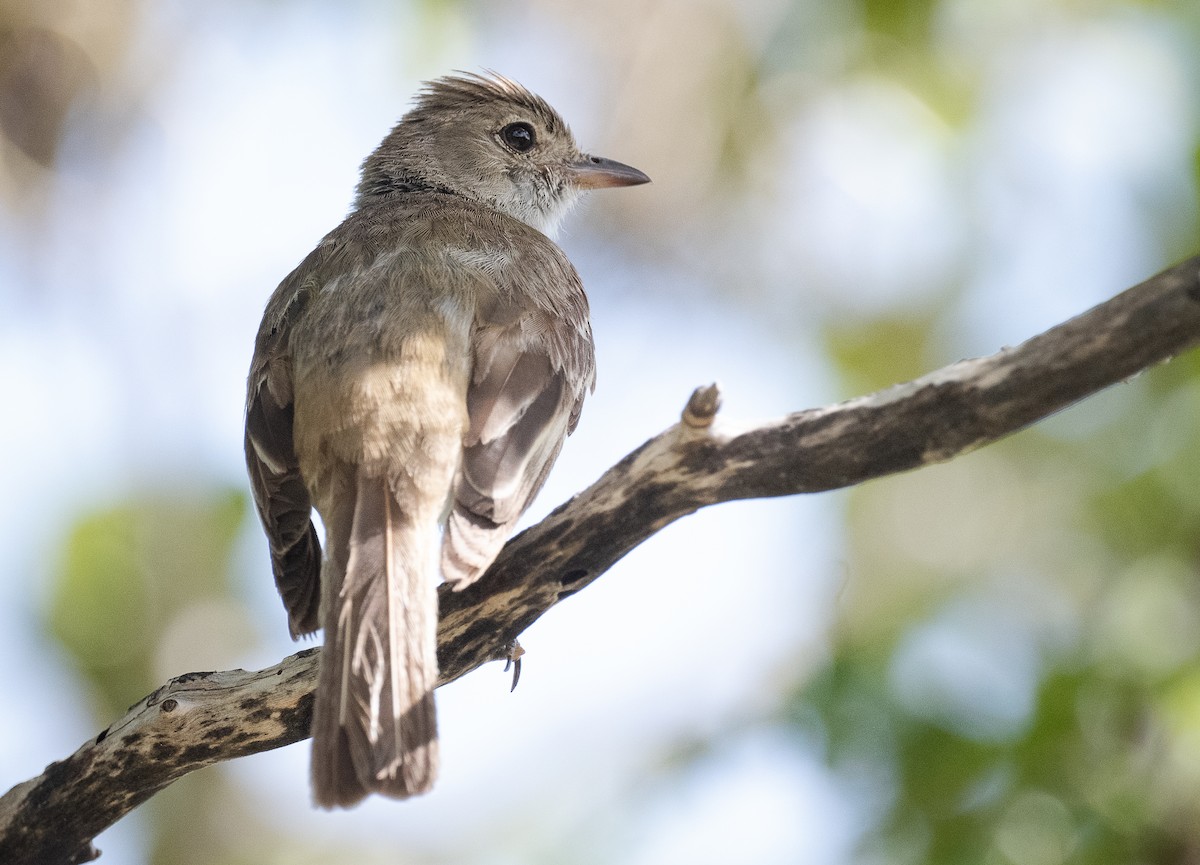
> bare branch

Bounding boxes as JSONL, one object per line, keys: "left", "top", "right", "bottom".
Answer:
{"left": 3, "top": 254, "right": 1199, "bottom": 864}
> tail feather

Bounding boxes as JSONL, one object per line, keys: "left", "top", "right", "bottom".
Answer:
{"left": 311, "top": 469, "right": 439, "bottom": 808}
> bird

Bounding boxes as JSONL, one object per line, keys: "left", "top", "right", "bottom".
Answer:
{"left": 243, "top": 72, "right": 649, "bottom": 808}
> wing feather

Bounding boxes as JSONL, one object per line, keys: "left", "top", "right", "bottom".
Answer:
{"left": 441, "top": 320, "right": 578, "bottom": 588}
{"left": 245, "top": 281, "right": 322, "bottom": 637}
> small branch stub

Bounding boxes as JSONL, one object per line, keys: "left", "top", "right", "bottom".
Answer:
{"left": 682, "top": 383, "right": 722, "bottom": 429}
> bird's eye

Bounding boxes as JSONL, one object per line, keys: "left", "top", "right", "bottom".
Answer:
{"left": 500, "top": 122, "right": 536, "bottom": 153}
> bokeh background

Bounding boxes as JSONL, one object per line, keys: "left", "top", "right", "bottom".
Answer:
{"left": 2, "top": 0, "right": 1200, "bottom": 863}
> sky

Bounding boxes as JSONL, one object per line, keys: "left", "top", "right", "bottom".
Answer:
{"left": 0, "top": 1, "right": 1196, "bottom": 863}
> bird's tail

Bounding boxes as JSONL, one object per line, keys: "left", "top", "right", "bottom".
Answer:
{"left": 311, "top": 468, "right": 439, "bottom": 808}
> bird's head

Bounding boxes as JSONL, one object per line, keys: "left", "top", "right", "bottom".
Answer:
{"left": 355, "top": 72, "right": 649, "bottom": 235}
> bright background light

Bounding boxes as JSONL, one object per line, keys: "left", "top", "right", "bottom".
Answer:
{"left": 1, "top": 1, "right": 1197, "bottom": 863}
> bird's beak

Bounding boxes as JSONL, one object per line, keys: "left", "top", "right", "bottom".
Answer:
{"left": 566, "top": 155, "right": 651, "bottom": 189}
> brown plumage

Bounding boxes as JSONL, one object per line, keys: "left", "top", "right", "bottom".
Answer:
{"left": 244, "top": 72, "right": 648, "bottom": 807}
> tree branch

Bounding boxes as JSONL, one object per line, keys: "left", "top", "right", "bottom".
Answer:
{"left": 4, "top": 254, "right": 1200, "bottom": 864}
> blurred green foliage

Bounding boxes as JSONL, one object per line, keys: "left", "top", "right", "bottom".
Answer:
{"left": 44, "top": 490, "right": 266, "bottom": 865}
{"left": 859, "top": 0, "right": 938, "bottom": 45}
{"left": 825, "top": 315, "right": 941, "bottom": 394}
{"left": 785, "top": 324, "right": 1200, "bottom": 864}
{"left": 47, "top": 490, "right": 247, "bottom": 716}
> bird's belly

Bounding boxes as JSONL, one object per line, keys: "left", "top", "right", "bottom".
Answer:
{"left": 291, "top": 341, "right": 470, "bottom": 512}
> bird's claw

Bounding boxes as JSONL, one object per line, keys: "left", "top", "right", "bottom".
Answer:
{"left": 503, "top": 640, "right": 525, "bottom": 692}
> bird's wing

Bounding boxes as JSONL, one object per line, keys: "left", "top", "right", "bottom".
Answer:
{"left": 244, "top": 261, "right": 323, "bottom": 637}
{"left": 440, "top": 314, "right": 583, "bottom": 589}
